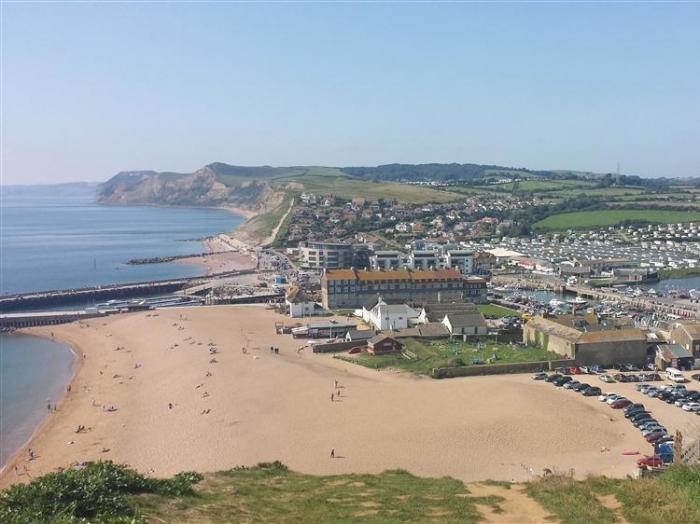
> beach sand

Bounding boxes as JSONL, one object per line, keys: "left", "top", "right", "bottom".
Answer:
{"left": 0, "top": 306, "right": 653, "bottom": 487}
{"left": 176, "top": 235, "right": 257, "bottom": 275}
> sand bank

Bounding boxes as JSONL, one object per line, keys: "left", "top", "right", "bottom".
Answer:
{"left": 176, "top": 235, "right": 257, "bottom": 275}
{"left": 0, "top": 306, "right": 653, "bottom": 488}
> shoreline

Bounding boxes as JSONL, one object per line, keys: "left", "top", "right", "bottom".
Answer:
{"left": 0, "top": 333, "right": 83, "bottom": 478}
{"left": 0, "top": 305, "right": 662, "bottom": 489}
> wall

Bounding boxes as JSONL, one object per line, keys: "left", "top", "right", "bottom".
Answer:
{"left": 575, "top": 340, "right": 648, "bottom": 367}
{"left": 312, "top": 340, "right": 360, "bottom": 353}
{"left": 523, "top": 324, "right": 575, "bottom": 358}
{"left": 432, "top": 359, "right": 576, "bottom": 379}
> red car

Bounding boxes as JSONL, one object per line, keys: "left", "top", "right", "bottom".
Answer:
{"left": 348, "top": 346, "right": 363, "bottom": 354}
{"left": 637, "top": 455, "right": 663, "bottom": 467}
{"left": 569, "top": 366, "right": 581, "bottom": 375}
{"left": 611, "top": 399, "right": 633, "bottom": 409}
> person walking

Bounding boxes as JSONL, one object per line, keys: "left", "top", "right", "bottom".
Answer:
{"left": 330, "top": 449, "right": 335, "bottom": 459}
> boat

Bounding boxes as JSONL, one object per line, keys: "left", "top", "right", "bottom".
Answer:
{"left": 567, "top": 296, "right": 588, "bottom": 306}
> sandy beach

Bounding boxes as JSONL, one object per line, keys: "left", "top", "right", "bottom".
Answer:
{"left": 176, "top": 235, "right": 257, "bottom": 275}
{"left": 0, "top": 305, "right": 657, "bottom": 488}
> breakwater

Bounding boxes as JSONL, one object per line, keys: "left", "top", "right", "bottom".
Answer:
{"left": 125, "top": 251, "right": 231, "bottom": 265}
{"left": 0, "top": 270, "right": 247, "bottom": 312}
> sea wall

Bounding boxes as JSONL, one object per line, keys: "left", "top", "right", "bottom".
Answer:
{"left": 431, "top": 359, "right": 576, "bottom": 379}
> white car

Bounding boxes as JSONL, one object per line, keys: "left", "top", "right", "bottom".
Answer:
{"left": 682, "top": 402, "right": 700, "bottom": 412}
{"left": 599, "top": 374, "right": 615, "bottom": 383}
{"left": 599, "top": 393, "right": 618, "bottom": 402}
{"left": 607, "top": 395, "right": 626, "bottom": 405}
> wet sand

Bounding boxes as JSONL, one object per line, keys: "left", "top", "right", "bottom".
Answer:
{"left": 0, "top": 306, "right": 652, "bottom": 487}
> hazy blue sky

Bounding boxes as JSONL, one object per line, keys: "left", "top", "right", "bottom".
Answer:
{"left": 2, "top": 2, "right": 699, "bottom": 184}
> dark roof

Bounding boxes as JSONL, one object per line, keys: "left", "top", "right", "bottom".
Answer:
{"left": 345, "top": 329, "right": 375, "bottom": 340}
{"left": 444, "top": 312, "right": 487, "bottom": 329}
{"left": 286, "top": 286, "right": 313, "bottom": 304}
{"left": 368, "top": 334, "right": 402, "bottom": 345}
{"left": 418, "top": 323, "right": 450, "bottom": 338}
{"left": 421, "top": 303, "right": 477, "bottom": 322}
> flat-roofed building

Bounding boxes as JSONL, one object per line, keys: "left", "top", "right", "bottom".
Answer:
{"left": 299, "top": 241, "right": 369, "bottom": 270}
{"left": 444, "top": 249, "right": 474, "bottom": 274}
{"left": 370, "top": 250, "right": 406, "bottom": 270}
{"left": 409, "top": 250, "right": 440, "bottom": 270}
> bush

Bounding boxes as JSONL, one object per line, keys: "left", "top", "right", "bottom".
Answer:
{"left": 0, "top": 461, "right": 202, "bottom": 523}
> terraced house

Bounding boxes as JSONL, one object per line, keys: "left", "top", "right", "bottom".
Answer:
{"left": 321, "top": 268, "right": 486, "bottom": 308}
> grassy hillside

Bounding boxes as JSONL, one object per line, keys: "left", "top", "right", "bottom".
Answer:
{"left": 4, "top": 461, "right": 700, "bottom": 523}
{"left": 533, "top": 209, "right": 700, "bottom": 230}
{"left": 271, "top": 167, "right": 459, "bottom": 204}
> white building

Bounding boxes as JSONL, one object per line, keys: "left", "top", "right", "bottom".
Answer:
{"left": 444, "top": 249, "right": 474, "bottom": 274}
{"left": 361, "top": 297, "right": 419, "bottom": 331}
{"left": 285, "top": 287, "right": 320, "bottom": 318}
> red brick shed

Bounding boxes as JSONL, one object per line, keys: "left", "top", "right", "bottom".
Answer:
{"left": 367, "top": 335, "right": 403, "bottom": 355}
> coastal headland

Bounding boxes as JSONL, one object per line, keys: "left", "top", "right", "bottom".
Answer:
{"left": 1, "top": 305, "right": 650, "bottom": 488}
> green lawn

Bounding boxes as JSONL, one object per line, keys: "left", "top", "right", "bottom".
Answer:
{"left": 533, "top": 209, "right": 700, "bottom": 230}
{"left": 336, "top": 338, "right": 559, "bottom": 375}
{"left": 477, "top": 304, "right": 522, "bottom": 318}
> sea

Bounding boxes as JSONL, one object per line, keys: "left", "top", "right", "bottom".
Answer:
{"left": 0, "top": 183, "right": 244, "bottom": 467}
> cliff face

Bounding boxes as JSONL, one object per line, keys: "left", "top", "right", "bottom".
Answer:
{"left": 97, "top": 165, "right": 278, "bottom": 213}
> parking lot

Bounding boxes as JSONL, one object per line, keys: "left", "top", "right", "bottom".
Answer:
{"left": 534, "top": 369, "right": 700, "bottom": 465}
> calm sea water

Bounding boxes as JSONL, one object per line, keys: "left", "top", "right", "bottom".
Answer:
{"left": 0, "top": 184, "right": 244, "bottom": 466}
{"left": 0, "top": 334, "right": 75, "bottom": 466}
{"left": 0, "top": 185, "right": 244, "bottom": 295}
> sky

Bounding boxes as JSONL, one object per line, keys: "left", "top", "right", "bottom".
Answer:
{"left": 2, "top": 2, "right": 699, "bottom": 184}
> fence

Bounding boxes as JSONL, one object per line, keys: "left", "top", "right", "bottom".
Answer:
{"left": 312, "top": 341, "right": 359, "bottom": 353}
{"left": 431, "top": 359, "right": 577, "bottom": 379}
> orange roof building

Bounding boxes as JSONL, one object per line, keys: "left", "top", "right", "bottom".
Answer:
{"left": 321, "top": 268, "right": 486, "bottom": 308}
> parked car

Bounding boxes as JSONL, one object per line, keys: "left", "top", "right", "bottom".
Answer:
{"left": 563, "top": 380, "right": 580, "bottom": 390}
{"left": 532, "top": 372, "right": 548, "bottom": 380}
{"left": 582, "top": 386, "right": 602, "bottom": 396}
{"left": 691, "top": 374, "right": 700, "bottom": 382}
{"left": 554, "top": 376, "right": 574, "bottom": 387}
{"left": 624, "top": 403, "right": 645, "bottom": 414}
{"left": 573, "top": 382, "right": 590, "bottom": 392}
{"left": 611, "top": 398, "right": 633, "bottom": 409}
{"left": 643, "top": 426, "right": 667, "bottom": 437}
{"left": 646, "top": 431, "right": 669, "bottom": 443}
{"left": 599, "top": 393, "right": 619, "bottom": 402}
{"left": 607, "top": 395, "right": 627, "bottom": 405}
{"left": 637, "top": 455, "right": 664, "bottom": 467}
{"left": 682, "top": 402, "right": 700, "bottom": 412}
{"left": 599, "top": 374, "right": 615, "bottom": 383}
{"left": 545, "top": 373, "right": 562, "bottom": 383}
{"left": 348, "top": 346, "right": 363, "bottom": 354}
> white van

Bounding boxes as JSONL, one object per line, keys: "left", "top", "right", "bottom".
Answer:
{"left": 665, "top": 367, "right": 687, "bottom": 383}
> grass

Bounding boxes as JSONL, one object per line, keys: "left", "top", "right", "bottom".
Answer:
{"left": 526, "top": 466, "right": 700, "bottom": 524}
{"left": 273, "top": 167, "right": 460, "bottom": 204}
{"left": 477, "top": 304, "right": 522, "bottom": 318}
{"left": 335, "top": 338, "right": 560, "bottom": 375}
{"left": 134, "top": 462, "right": 503, "bottom": 523}
{"left": 533, "top": 209, "right": 700, "bottom": 231}
{"left": 235, "top": 192, "right": 295, "bottom": 243}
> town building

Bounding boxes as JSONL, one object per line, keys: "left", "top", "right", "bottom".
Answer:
{"left": 367, "top": 334, "right": 404, "bottom": 355}
{"left": 444, "top": 249, "right": 474, "bottom": 274}
{"left": 321, "top": 268, "right": 487, "bottom": 308}
{"left": 409, "top": 250, "right": 440, "bottom": 270}
{"left": 370, "top": 250, "right": 406, "bottom": 270}
{"left": 361, "top": 297, "right": 419, "bottom": 331}
{"left": 291, "top": 320, "right": 357, "bottom": 339}
{"left": 285, "top": 286, "right": 320, "bottom": 318}
{"left": 299, "top": 241, "right": 370, "bottom": 270}
{"left": 523, "top": 315, "right": 648, "bottom": 366}
{"left": 669, "top": 322, "right": 700, "bottom": 359}
{"left": 417, "top": 303, "right": 487, "bottom": 336}
{"left": 654, "top": 344, "right": 695, "bottom": 370}
{"left": 345, "top": 329, "right": 376, "bottom": 342}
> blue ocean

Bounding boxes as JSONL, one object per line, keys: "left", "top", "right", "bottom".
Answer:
{"left": 0, "top": 184, "right": 244, "bottom": 295}
{"left": 0, "top": 184, "right": 244, "bottom": 466}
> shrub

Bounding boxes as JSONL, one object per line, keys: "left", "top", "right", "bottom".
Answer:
{"left": 0, "top": 461, "right": 202, "bottom": 523}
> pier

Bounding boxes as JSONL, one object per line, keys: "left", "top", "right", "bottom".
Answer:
{"left": 0, "top": 270, "right": 253, "bottom": 312}
{"left": 0, "top": 310, "right": 108, "bottom": 329}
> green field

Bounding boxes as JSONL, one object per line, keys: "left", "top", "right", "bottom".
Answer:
{"left": 477, "top": 304, "right": 522, "bottom": 317}
{"left": 336, "top": 338, "right": 558, "bottom": 375}
{"left": 272, "top": 167, "right": 459, "bottom": 204}
{"left": 533, "top": 209, "right": 700, "bottom": 230}
{"left": 235, "top": 192, "right": 294, "bottom": 243}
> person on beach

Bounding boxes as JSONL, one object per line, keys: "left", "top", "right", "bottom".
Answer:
{"left": 331, "top": 393, "right": 334, "bottom": 402}
{"left": 47, "top": 399, "right": 51, "bottom": 411}
{"left": 168, "top": 402, "right": 173, "bottom": 410}
{"left": 330, "top": 449, "right": 335, "bottom": 459}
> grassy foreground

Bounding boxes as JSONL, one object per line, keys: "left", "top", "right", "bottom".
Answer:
{"left": 477, "top": 303, "right": 522, "bottom": 318}
{"left": 3, "top": 461, "right": 700, "bottom": 523}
